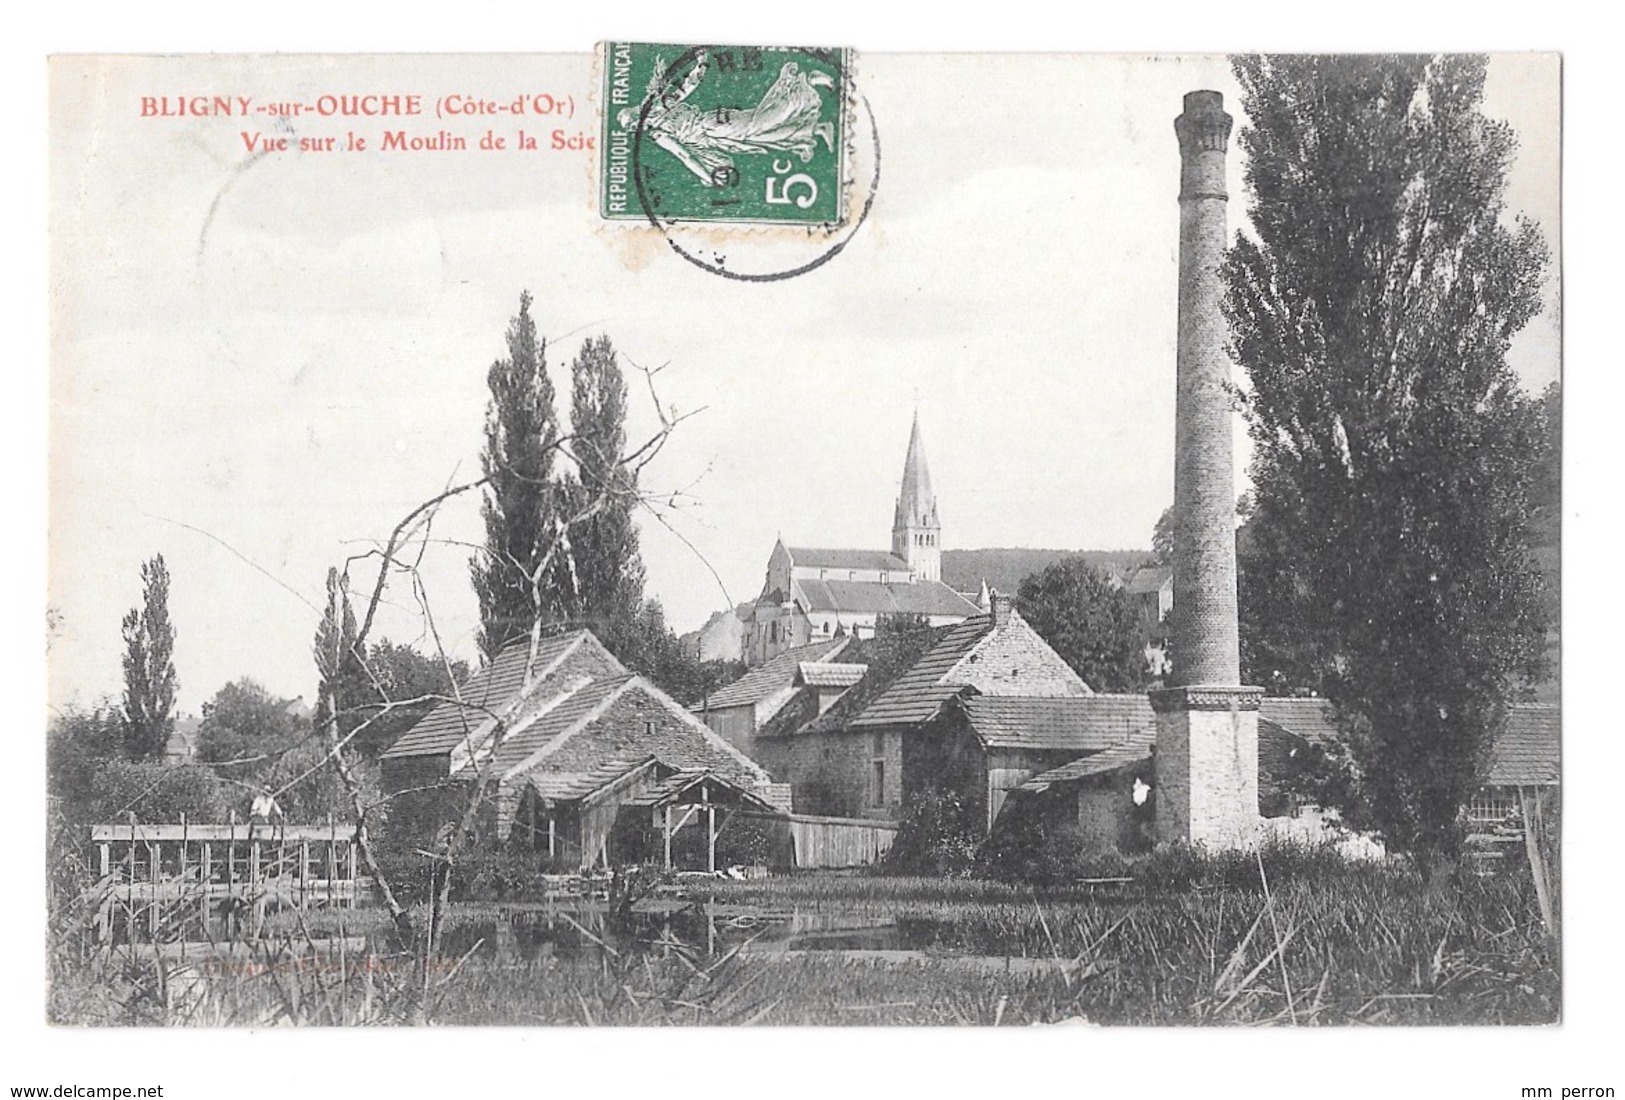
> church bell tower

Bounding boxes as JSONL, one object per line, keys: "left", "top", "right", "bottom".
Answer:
{"left": 892, "top": 413, "right": 942, "bottom": 582}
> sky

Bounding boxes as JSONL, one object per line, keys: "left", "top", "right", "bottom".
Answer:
{"left": 48, "top": 52, "right": 1560, "bottom": 714}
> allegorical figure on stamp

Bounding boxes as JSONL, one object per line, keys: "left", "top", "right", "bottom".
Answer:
{"left": 621, "top": 50, "right": 837, "bottom": 186}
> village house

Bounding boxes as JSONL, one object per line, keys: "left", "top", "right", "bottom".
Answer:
{"left": 693, "top": 637, "right": 859, "bottom": 758}
{"left": 678, "top": 602, "right": 755, "bottom": 664}
{"left": 754, "top": 594, "right": 1099, "bottom": 823}
{"left": 379, "top": 630, "right": 790, "bottom": 870}
{"left": 745, "top": 415, "right": 980, "bottom": 664}
{"left": 1123, "top": 564, "right": 1174, "bottom": 635}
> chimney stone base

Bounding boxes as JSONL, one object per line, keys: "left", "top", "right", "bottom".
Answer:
{"left": 1150, "top": 685, "right": 1263, "bottom": 850}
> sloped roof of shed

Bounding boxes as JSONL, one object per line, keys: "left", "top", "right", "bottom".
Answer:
{"left": 525, "top": 757, "right": 656, "bottom": 803}
{"left": 960, "top": 695, "right": 1149, "bottom": 752}
{"left": 620, "top": 769, "right": 784, "bottom": 812}
{"left": 1489, "top": 704, "right": 1560, "bottom": 786}
{"left": 1257, "top": 697, "right": 1339, "bottom": 748}
{"left": 1017, "top": 727, "right": 1157, "bottom": 791}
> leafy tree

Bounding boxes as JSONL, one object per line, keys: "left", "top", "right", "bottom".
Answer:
{"left": 1224, "top": 55, "right": 1551, "bottom": 861}
{"left": 358, "top": 640, "right": 472, "bottom": 759}
{"left": 197, "top": 679, "right": 303, "bottom": 775}
{"left": 1015, "top": 558, "right": 1146, "bottom": 691}
{"left": 197, "top": 678, "right": 343, "bottom": 819}
{"left": 601, "top": 599, "right": 708, "bottom": 705}
{"left": 1236, "top": 497, "right": 1326, "bottom": 696}
{"left": 47, "top": 704, "right": 126, "bottom": 812}
{"left": 1152, "top": 505, "right": 1177, "bottom": 568}
{"left": 120, "top": 554, "right": 177, "bottom": 760}
{"left": 49, "top": 704, "right": 232, "bottom": 825}
{"left": 470, "top": 291, "right": 563, "bottom": 659}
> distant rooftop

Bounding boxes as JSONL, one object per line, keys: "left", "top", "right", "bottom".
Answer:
{"left": 787, "top": 547, "right": 911, "bottom": 573}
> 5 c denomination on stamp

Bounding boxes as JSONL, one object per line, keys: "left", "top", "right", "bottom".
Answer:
{"left": 600, "top": 42, "right": 850, "bottom": 226}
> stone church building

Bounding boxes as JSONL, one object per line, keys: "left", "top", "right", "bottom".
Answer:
{"left": 745, "top": 414, "right": 980, "bottom": 665}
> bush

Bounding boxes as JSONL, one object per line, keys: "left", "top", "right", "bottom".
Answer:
{"left": 880, "top": 790, "right": 980, "bottom": 877}
{"left": 978, "top": 816, "right": 1130, "bottom": 887}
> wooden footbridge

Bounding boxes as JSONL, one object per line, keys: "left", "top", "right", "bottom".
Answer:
{"left": 88, "top": 817, "right": 364, "bottom": 943}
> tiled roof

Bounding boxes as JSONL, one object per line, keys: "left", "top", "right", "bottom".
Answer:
{"left": 1257, "top": 697, "right": 1339, "bottom": 747}
{"left": 381, "top": 631, "right": 613, "bottom": 759}
{"left": 483, "top": 675, "right": 636, "bottom": 774}
{"left": 793, "top": 577, "right": 980, "bottom": 617}
{"left": 1017, "top": 727, "right": 1157, "bottom": 791}
{"left": 1124, "top": 566, "right": 1173, "bottom": 595}
{"left": 701, "top": 638, "right": 849, "bottom": 711}
{"left": 1489, "top": 704, "right": 1559, "bottom": 786}
{"left": 798, "top": 661, "right": 868, "bottom": 688}
{"left": 962, "top": 694, "right": 1153, "bottom": 751}
{"left": 849, "top": 615, "right": 993, "bottom": 727}
{"left": 757, "top": 630, "right": 953, "bottom": 740}
{"left": 786, "top": 547, "right": 911, "bottom": 572}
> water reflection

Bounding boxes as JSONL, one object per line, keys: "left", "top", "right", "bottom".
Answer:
{"left": 426, "top": 907, "right": 938, "bottom": 963}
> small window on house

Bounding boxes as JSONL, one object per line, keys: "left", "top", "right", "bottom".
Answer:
{"left": 644, "top": 721, "right": 655, "bottom": 737}
{"left": 871, "top": 759, "right": 886, "bottom": 808}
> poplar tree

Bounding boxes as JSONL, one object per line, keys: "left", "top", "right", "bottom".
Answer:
{"left": 470, "top": 292, "right": 562, "bottom": 659}
{"left": 121, "top": 553, "right": 178, "bottom": 760}
{"left": 563, "top": 334, "right": 646, "bottom": 627}
{"left": 1224, "top": 55, "right": 1551, "bottom": 861}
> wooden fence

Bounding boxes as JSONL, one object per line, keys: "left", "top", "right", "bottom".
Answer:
{"left": 740, "top": 812, "right": 899, "bottom": 869}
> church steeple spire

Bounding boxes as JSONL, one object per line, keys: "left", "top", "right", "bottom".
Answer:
{"left": 891, "top": 412, "right": 942, "bottom": 582}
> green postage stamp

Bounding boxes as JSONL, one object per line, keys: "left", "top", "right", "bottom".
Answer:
{"left": 600, "top": 43, "right": 851, "bottom": 226}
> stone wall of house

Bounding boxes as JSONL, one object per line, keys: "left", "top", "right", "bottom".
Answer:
{"left": 700, "top": 704, "right": 757, "bottom": 760}
{"left": 379, "top": 752, "right": 469, "bottom": 842}
{"left": 529, "top": 686, "right": 768, "bottom": 788}
{"left": 756, "top": 728, "right": 900, "bottom": 819}
{"left": 1074, "top": 772, "right": 1156, "bottom": 855}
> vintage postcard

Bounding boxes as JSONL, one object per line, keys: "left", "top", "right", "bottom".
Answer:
{"left": 45, "top": 46, "right": 1563, "bottom": 1051}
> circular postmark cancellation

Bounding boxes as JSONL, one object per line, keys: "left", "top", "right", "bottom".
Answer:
{"left": 599, "top": 42, "right": 879, "bottom": 281}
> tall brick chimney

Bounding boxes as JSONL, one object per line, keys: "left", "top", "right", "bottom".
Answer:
{"left": 1152, "top": 90, "right": 1262, "bottom": 851}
